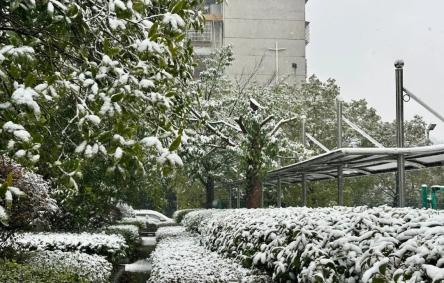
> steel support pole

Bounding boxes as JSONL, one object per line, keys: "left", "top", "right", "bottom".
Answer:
{"left": 395, "top": 60, "right": 406, "bottom": 207}
{"left": 277, "top": 176, "right": 282, "bottom": 208}
{"left": 261, "top": 186, "right": 265, "bottom": 208}
{"left": 336, "top": 97, "right": 344, "bottom": 206}
{"left": 237, "top": 187, "right": 240, "bottom": 208}
{"left": 228, "top": 187, "right": 232, "bottom": 209}
{"left": 301, "top": 115, "right": 307, "bottom": 147}
{"left": 302, "top": 174, "right": 307, "bottom": 206}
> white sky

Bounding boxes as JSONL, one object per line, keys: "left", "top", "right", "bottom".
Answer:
{"left": 306, "top": 0, "right": 444, "bottom": 143}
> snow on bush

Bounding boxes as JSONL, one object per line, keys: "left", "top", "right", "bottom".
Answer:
{"left": 148, "top": 228, "right": 270, "bottom": 282}
{"left": 155, "top": 226, "right": 186, "bottom": 241}
{"left": 105, "top": 224, "right": 139, "bottom": 243}
{"left": 0, "top": 156, "right": 58, "bottom": 229}
{"left": 116, "top": 202, "right": 135, "bottom": 218}
{"left": 183, "top": 207, "right": 444, "bottom": 282}
{"left": 117, "top": 217, "right": 147, "bottom": 229}
{"left": 172, "top": 208, "right": 200, "bottom": 224}
{"left": 8, "top": 232, "right": 128, "bottom": 263}
{"left": 26, "top": 250, "right": 112, "bottom": 283}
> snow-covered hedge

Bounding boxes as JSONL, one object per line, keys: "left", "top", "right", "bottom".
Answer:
{"left": 117, "top": 217, "right": 147, "bottom": 229}
{"left": 183, "top": 207, "right": 444, "bottom": 282}
{"left": 8, "top": 232, "right": 128, "bottom": 263}
{"left": 26, "top": 250, "right": 112, "bottom": 283}
{"left": 156, "top": 226, "right": 186, "bottom": 241}
{"left": 172, "top": 208, "right": 200, "bottom": 224}
{"left": 148, "top": 227, "right": 270, "bottom": 282}
{"left": 105, "top": 224, "right": 139, "bottom": 244}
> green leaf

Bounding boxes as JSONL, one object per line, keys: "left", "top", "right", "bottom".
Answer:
{"left": 111, "top": 93, "right": 124, "bottom": 102}
{"left": 171, "top": 0, "right": 185, "bottom": 13}
{"left": 149, "top": 22, "right": 159, "bottom": 39}
{"left": 169, "top": 135, "right": 182, "bottom": 151}
{"left": 162, "top": 165, "right": 173, "bottom": 176}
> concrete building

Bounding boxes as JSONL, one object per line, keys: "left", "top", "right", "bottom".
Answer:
{"left": 188, "top": 0, "right": 309, "bottom": 85}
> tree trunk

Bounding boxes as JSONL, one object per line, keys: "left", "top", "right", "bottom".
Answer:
{"left": 205, "top": 176, "right": 215, "bottom": 208}
{"left": 246, "top": 174, "right": 262, "bottom": 208}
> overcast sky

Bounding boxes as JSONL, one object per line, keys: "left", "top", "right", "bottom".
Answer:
{"left": 306, "top": 0, "right": 444, "bottom": 143}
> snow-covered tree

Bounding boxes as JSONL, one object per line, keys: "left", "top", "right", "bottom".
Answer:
{"left": 184, "top": 47, "right": 308, "bottom": 208}
{"left": 0, "top": 0, "right": 204, "bottom": 225}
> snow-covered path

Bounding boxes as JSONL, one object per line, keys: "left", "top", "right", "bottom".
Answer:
{"left": 148, "top": 227, "right": 270, "bottom": 282}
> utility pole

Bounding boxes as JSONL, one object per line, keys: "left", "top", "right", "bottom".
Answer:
{"left": 336, "top": 97, "right": 344, "bottom": 206}
{"left": 395, "top": 60, "right": 405, "bottom": 207}
{"left": 301, "top": 115, "right": 308, "bottom": 206}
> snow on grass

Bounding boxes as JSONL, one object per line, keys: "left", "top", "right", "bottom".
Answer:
{"left": 148, "top": 229, "right": 270, "bottom": 283}
{"left": 183, "top": 206, "right": 444, "bottom": 282}
{"left": 26, "top": 250, "right": 112, "bottom": 283}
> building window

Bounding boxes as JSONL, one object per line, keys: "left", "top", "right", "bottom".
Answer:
{"left": 187, "top": 22, "right": 213, "bottom": 42}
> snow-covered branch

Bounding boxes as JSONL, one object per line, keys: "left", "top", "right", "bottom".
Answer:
{"left": 269, "top": 116, "right": 298, "bottom": 136}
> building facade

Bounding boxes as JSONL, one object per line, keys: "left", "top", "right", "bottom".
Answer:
{"left": 189, "top": 0, "right": 309, "bottom": 85}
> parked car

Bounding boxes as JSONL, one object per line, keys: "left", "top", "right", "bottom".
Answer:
{"left": 133, "top": 210, "right": 173, "bottom": 224}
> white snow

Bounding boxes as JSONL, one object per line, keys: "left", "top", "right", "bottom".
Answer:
{"left": 0, "top": 102, "right": 11, "bottom": 109}
{"left": 139, "top": 79, "right": 155, "bottom": 89}
{"left": 148, "top": 227, "right": 269, "bottom": 282}
{"left": 182, "top": 207, "right": 444, "bottom": 282}
{"left": 75, "top": 141, "right": 87, "bottom": 153}
{"left": 0, "top": 205, "right": 8, "bottom": 222}
{"left": 11, "top": 86, "right": 41, "bottom": 116}
{"left": 15, "top": 149, "right": 26, "bottom": 158}
{"left": 26, "top": 250, "right": 112, "bottom": 283}
{"left": 114, "top": 147, "right": 123, "bottom": 159}
{"left": 162, "top": 12, "right": 185, "bottom": 30}
{"left": 13, "top": 129, "right": 31, "bottom": 142}
{"left": 8, "top": 232, "right": 128, "bottom": 258}
{"left": 141, "top": 237, "right": 156, "bottom": 246}
{"left": 140, "top": 136, "right": 163, "bottom": 152}
{"left": 84, "top": 114, "right": 101, "bottom": 125}
{"left": 136, "top": 39, "right": 163, "bottom": 53}
{"left": 125, "top": 259, "right": 152, "bottom": 272}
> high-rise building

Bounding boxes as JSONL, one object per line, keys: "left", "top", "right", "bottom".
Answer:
{"left": 188, "top": 0, "right": 309, "bottom": 85}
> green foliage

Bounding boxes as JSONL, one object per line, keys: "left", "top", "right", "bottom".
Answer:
{"left": 0, "top": 260, "right": 90, "bottom": 283}
{"left": 0, "top": 0, "right": 204, "bottom": 227}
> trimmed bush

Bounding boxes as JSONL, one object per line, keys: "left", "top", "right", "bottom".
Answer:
{"left": 156, "top": 226, "right": 186, "bottom": 241}
{"left": 105, "top": 224, "right": 139, "bottom": 244}
{"left": 0, "top": 260, "right": 90, "bottom": 283}
{"left": 117, "top": 217, "right": 147, "bottom": 229}
{"left": 25, "top": 250, "right": 112, "bottom": 283}
{"left": 173, "top": 209, "right": 200, "bottom": 224}
{"left": 7, "top": 232, "right": 128, "bottom": 263}
{"left": 183, "top": 207, "right": 444, "bottom": 282}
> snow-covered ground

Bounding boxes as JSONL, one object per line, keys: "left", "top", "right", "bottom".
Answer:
{"left": 183, "top": 206, "right": 444, "bottom": 282}
{"left": 148, "top": 226, "right": 270, "bottom": 282}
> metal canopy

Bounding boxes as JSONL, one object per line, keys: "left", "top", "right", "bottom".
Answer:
{"left": 264, "top": 145, "right": 444, "bottom": 186}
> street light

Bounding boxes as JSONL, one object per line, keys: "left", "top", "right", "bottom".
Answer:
{"left": 426, "top": 123, "right": 437, "bottom": 145}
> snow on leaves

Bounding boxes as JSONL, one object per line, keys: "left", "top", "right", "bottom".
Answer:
{"left": 7, "top": 232, "right": 128, "bottom": 261}
{"left": 26, "top": 250, "right": 112, "bottom": 283}
{"left": 0, "top": 0, "right": 203, "bottom": 194}
{"left": 183, "top": 207, "right": 444, "bottom": 282}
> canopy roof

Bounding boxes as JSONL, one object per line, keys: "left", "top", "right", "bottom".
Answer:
{"left": 264, "top": 145, "right": 444, "bottom": 186}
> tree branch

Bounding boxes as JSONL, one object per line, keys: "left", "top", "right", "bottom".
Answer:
{"left": 269, "top": 116, "right": 298, "bottom": 136}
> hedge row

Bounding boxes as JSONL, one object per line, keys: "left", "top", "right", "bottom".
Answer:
{"left": 182, "top": 207, "right": 444, "bottom": 282}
